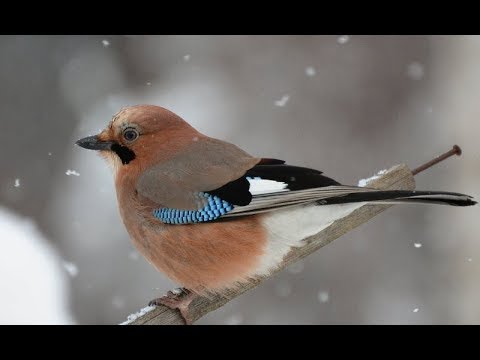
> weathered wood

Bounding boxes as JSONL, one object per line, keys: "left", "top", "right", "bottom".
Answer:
{"left": 126, "top": 163, "right": 415, "bottom": 325}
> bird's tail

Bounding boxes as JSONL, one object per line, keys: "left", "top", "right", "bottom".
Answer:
{"left": 319, "top": 190, "right": 476, "bottom": 207}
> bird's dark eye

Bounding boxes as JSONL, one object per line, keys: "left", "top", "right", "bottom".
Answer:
{"left": 123, "top": 128, "right": 139, "bottom": 142}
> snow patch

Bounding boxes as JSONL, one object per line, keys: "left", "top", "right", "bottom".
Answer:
{"left": 357, "top": 169, "right": 387, "bottom": 187}
{"left": 0, "top": 206, "right": 75, "bottom": 324}
{"left": 120, "top": 305, "right": 156, "bottom": 325}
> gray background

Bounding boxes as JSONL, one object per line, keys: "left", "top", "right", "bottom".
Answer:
{"left": 1, "top": 35, "right": 479, "bottom": 324}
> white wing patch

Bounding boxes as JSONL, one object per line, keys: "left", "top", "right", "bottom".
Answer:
{"left": 247, "top": 177, "right": 289, "bottom": 195}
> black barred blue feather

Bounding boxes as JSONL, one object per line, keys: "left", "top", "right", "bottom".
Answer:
{"left": 153, "top": 192, "right": 234, "bottom": 224}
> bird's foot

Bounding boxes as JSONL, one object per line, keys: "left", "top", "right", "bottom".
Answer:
{"left": 149, "top": 288, "right": 196, "bottom": 325}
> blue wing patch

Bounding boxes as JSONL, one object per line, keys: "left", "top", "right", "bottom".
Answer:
{"left": 153, "top": 192, "right": 234, "bottom": 224}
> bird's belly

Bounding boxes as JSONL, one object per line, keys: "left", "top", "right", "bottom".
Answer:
{"left": 129, "top": 203, "right": 363, "bottom": 295}
{"left": 131, "top": 215, "right": 268, "bottom": 295}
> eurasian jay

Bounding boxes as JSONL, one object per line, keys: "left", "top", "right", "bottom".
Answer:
{"left": 76, "top": 105, "right": 476, "bottom": 324}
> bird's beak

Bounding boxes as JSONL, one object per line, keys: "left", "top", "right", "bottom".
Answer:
{"left": 75, "top": 135, "right": 115, "bottom": 151}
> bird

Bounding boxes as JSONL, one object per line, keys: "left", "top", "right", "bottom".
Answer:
{"left": 76, "top": 104, "right": 476, "bottom": 324}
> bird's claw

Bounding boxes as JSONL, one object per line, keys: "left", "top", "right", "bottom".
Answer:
{"left": 149, "top": 288, "right": 196, "bottom": 325}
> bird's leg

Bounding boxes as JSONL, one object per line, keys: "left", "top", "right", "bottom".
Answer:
{"left": 149, "top": 288, "right": 197, "bottom": 325}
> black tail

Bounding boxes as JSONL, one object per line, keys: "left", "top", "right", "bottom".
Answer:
{"left": 318, "top": 190, "right": 477, "bottom": 207}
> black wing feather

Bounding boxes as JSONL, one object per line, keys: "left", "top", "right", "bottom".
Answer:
{"left": 208, "top": 161, "right": 476, "bottom": 217}
{"left": 208, "top": 176, "right": 252, "bottom": 206}
{"left": 246, "top": 164, "right": 340, "bottom": 190}
{"left": 209, "top": 161, "right": 341, "bottom": 206}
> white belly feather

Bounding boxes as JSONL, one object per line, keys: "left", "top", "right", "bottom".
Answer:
{"left": 242, "top": 177, "right": 365, "bottom": 277}
{"left": 252, "top": 202, "right": 364, "bottom": 277}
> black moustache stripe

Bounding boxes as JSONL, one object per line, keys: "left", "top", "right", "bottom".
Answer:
{"left": 111, "top": 143, "right": 136, "bottom": 165}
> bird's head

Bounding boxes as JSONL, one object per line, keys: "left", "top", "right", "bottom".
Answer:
{"left": 76, "top": 105, "right": 200, "bottom": 172}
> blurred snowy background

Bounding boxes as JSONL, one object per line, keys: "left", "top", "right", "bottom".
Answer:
{"left": 1, "top": 35, "right": 479, "bottom": 324}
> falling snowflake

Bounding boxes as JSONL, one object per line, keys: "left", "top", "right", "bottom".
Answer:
{"left": 274, "top": 94, "right": 290, "bottom": 107}
{"left": 14, "top": 178, "right": 20, "bottom": 188}
{"left": 192, "top": 136, "right": 199, "bottom": 142}
{"left": 317, "top": 290, "right": 330, "bottom": 303}
{"left": 62, "top": 261, "right": 79, "bottom": 277}
{"left": 414, "top": 243, "right": 422, "bottom": 248}
{"left": 287, "top": 261, "right": 305, "bottom": 274}
{"left": 413, "top": 308, "right": 419, "bottom": 313}
{"left": 65, "top": 170, "right": 80, "bottom": 176}
{"left": 48, "top": 152, "right": 52, "bottom": 156}
{"left": 467, "top": 258, "right": 473, "bottom": 262}
{"left": 406, "top": 61, "right": 424, "bottom": 80}
{"left": 112, "top": 296, "right": 126, "bottom": 309}
{"left": 305, "top": 66, "right": 316, "bottom": 77}
{"left": 146, "top": 82, "right": 152, "bottom": 86}
{"left": 337, "top": 35, "right": 350, "bottom": 44}
{"left": 274, "top": 281, "right": 292, "bottom": 297}
{"left": 128, "top": 251, "right": 140, "bottom": 261}
{"left": 102, "top": 39, "right": 110, "bottom": 47}
{"left": 183, "top": 54, "right": 191, "bottom": 62}
{"left": 224, "top": 313, "right": 244, "bottom": 325}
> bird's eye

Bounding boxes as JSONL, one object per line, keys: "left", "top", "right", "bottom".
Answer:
{"left": 123, "top": 128, "right": 139, "bottom": 142}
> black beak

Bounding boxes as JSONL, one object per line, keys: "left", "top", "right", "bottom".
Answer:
{"left": 75, "top": 135, "right": 115, "bottom": 151}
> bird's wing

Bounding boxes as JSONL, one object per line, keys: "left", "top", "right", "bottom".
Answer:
{"left": 140, "top": 149, "right": 370, "bottom": 224}
{"left": 220, "top": 163, "right": 370, "bottom": 218}
{"left": 136, "top": 137, "right": 260, "bottom": 210}
{"left": 221, "top": 164, "right": 476, "bottom": 218}
{"left": 138, "top": 145, "right": 476, "bottom": 225}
